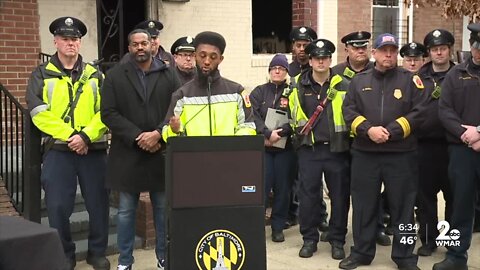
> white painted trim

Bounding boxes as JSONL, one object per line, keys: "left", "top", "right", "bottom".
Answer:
{"left": 463, "top": 16, "right": 470, "bottom": 51}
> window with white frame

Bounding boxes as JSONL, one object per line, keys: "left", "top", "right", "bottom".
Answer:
{"left": 372, "top": 0, "right": 408, "bottom": 45}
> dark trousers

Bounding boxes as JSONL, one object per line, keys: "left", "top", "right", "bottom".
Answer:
{"left": 41, "top": 150, "right": 110, "bottom": 260}
{"left": 446, "top": 145, "right": 480, "bottom": 264}
{"left": 350, "top": 150, "right": 418, "bottom": 267}
{"left": 416, "top": 141, "right": 452, "bottom": 245}
{"left": 297, "top": 144, "right": 350, "bottom": 245}
{"left": 265, "top": 150, "right": 295, "bottom": 231}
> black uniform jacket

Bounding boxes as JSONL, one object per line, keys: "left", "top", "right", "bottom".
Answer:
{"left": 250, "top": 81, "right": 293, "bottom": 152}
{"left": 288, "top": 60, "right": 310, "bottom": 77}
{"left": 416, "top": 61, "right": 454, "bottom": 140}
{"left": 439, "top": 58, "right": 480, "bottom": 144}
{"left": 101, "top": 58, "right": 180, "bottom": 192}
{"left": 343, "top": 66, "right": 427, "bottom": 152}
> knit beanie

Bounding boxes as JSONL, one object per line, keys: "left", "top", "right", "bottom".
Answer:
{"left": 269, "top": 54, "right": 289, "bottom": 71}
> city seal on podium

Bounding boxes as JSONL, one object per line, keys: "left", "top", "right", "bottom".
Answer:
{"left": 195, "top": 229, "right": 246, "bottom": 270}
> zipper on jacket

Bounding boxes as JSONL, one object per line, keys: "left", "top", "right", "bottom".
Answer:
{"left": 380, "top": 77, "right": 385, "bottom": 123}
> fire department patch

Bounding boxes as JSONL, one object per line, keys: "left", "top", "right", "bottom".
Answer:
{"left": 413, "top": 75, "right": 424, "bottom": 89}
{"left": 241, "top": 90, "right": 251, "bottom": 108}
{"left": 195, "top": 229, "right": 246, "bottom": 270}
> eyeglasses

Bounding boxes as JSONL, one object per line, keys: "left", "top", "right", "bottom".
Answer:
{"left": 177, "top": 53, "right": 194, "bottom": 58}
{"left": 270, "top": 66, "right": 287, "bottom": 72}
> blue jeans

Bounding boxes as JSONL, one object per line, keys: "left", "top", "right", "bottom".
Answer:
{"left": 117, "top": 191, "right": 165, "bottom": 265}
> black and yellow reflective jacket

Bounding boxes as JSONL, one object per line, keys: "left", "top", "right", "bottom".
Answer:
{"left": 26, "top": 54, "right": 107, "bottom": 146}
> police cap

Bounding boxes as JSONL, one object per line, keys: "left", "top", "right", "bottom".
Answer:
{"left": 467, "top": 23, "right": 480, "bottom": 49}
{"left": 341, "top": 31, "right": 371, "bottom": 47}
{"left": 289, "top": 26, "right": 317, "bottom": 42}
{"left": 134, "top": 19, "right": 163, "bottom": 38}
{"left": 305, "top": 39, "right": 336, "bottom": 57}
{"left": 423, "top": 29, "right": 455, "bottom": 48}
{"left": 170, "top": 36, "right": 195, "bottom": 55}
{"left": 400, "top": 42, "right": 428, "bottom": 57}
{"left": 193, "top": 31, "right": 226, "bottom": 54}
{"left": 49, "top": 16, "right": 87, "bottom": 38}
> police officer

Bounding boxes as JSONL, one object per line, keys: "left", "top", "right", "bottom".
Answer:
{"left": 288, "top": 26, "right": 317, "bottom": 77}
{"left": 170, "top": 36, "right": 196, "bottom": 85}
{"left": 26, "top": 17, "right": 110, "bottom": 270}
{"left": 400, "top": 42, "right": 427, "bottom": 73}
{"left": 433, "top": 23, "right": 480, "bottom": 270}
{"left": 340, "top": 33, "right": 425, "bottom": 270}
{"left": 289, "top": 39, "right": 351, "bottom": 260}
{"left": 332, "top": 31, "right": 373, "bottom": 82}
{"left": 332, "top": 31, "right": 392, "bottom": 247}
{"left": 414, "top": 29, "right": 455, "bottom": 258}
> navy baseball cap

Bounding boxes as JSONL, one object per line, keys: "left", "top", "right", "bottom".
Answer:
{"left": 373, "top": 33, "right": 399, "bottom": 49}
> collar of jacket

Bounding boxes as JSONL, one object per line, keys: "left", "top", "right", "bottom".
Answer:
{"left": 128, "top": 56, "right": 167, "bottom": 73}
{"left": 47, "top": 53, "right": 83, "bottom": 77}
{"left": 346, "top": 57, "right": 373, "bottom": 73}
{"left": 372, "top": 65, "right": 397, "bottom": 78}
{"left": 418, "top": 60, "right": 455, "bottom": 79}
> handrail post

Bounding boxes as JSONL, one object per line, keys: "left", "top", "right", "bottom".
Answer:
{"left": 23, "top": 115, "right": 41, "bottom": 222}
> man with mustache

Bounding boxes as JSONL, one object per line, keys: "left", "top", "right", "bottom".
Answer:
{"left": 162, "top": 31, "right": 256, "bottom": 138}
{"left": 101, "top": 29, "right": 180, "bottom": 270}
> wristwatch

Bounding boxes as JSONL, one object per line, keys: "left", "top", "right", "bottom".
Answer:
{"left": 477, "top": 125, "right": 480, "bottom": 133}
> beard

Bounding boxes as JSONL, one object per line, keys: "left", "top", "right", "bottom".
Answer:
{"left": 134, "top": 50, "right": 152, "bottom": 63}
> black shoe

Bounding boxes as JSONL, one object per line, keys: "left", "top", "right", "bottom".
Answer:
{"left": 318, "top": 221, "right": 329, "bottom": 232}
{"left": 417, "top": 244, "right": 437, "bottom": 256}
{"left": 320, "top": 231, "right": 329, "bottom": 242}
{"left": 398, "top": 266, "right": 420, "bottom": 270}
{"left": 86, "top": 254, "right": 110, "bottom": 270}
{"left": 271, "top": 230, "right": 285, "bottom": 242}
{"left": 432, "top": 258, "right": 468, "bottom": 270}
{"left": 65, "top": 258, "right": 76, "bottom": 270}
{"left": 376, "top": 232, "right": 391, "bottom": 246}
{"left": 298, "top": 241, "right": 317, "bottom": 258}
{"left": 339, "top": 255, "right": 370, "bottom": 270}
{"left": 331, "top": 245, "right": 345, "bottom": 260}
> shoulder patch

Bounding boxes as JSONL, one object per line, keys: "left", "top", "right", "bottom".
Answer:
{"left": 413, "top": 75, "right": 424, "bottom": 89}
{"left": 241, "top": 90, "right": 251, "bottom": 108}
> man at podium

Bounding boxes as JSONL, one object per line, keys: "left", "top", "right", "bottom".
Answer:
{"left": 162, "top": 31, "right": 256, "bottom": 138}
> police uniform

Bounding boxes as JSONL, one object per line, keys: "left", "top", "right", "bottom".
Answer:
{"left": 433, "top": 23, "right": 480, "bottom": 270}
{"left": 340, "top": 34, "right": 425, "bottom": 269}
{"left": 162, "top": 31, "right": 256, "bottom": 138}
{"left": 289, "top": 39, "right": 351, "bottom": 259}
{"left": 414, "top": 29, "right": 455, "bottom": 257}
{"left": 332, "top": 31, "right": 374, "bottom": 83}
{"left": 288, "top": 26, "right": 317, "bottom": 77}
{"left": 26, "top": 17, "right": 110, "bottom": 270}
{"left": 170, "top": 36, "right": 196, "bottom": 85}
{"left": 134, "top": 19, "right": 175, "bottom": 66}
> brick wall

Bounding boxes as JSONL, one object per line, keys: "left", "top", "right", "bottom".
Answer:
{"left": 292, "top": 0, "right": 318, "bottom": 31}
{"left": 336, "top": 0, "right": 372, "bottom": 64}
{"left": 413, "top": 5, "right": 463, "bottom": 59}
{"left": 0, "top": 0, "right": 41, "bottom": 105}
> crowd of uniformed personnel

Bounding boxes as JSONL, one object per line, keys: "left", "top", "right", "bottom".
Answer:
{"left": 254, "top": 24, "right": 480, "bottom": 270}
{"left": 26, "top": 13, "right": 480, "bottom": 270}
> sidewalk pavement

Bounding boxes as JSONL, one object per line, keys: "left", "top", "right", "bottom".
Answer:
{"left": 76, "top": 195, "right": 480, "bottom": 270}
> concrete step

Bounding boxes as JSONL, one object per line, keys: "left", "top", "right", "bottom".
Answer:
{"left": 40, "top": 187, "right": 86, "bottom": 217}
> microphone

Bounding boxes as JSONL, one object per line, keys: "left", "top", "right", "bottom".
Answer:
{"left": 207, "top": 76, "right": 213, "bottom": 136}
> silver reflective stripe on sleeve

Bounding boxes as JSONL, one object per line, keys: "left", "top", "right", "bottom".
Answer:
{"left": 90, "top": 80, "right": 98, "bottom": 112}
{"left": 46, "top": 80, "right": 55, "bottom": 104}
{"left": 30, "top": 104, "right": 48, "bottom": 118}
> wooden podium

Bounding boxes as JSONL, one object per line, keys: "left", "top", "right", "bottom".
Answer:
{"left": 165, "top": 136, "right": 266, "bottom": 270}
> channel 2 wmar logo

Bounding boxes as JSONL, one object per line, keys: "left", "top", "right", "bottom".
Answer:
{"left": 195, "top": 229, "right": 245, "bottom": 270}
{"left": 436, "top": 220, "right": 461, "bottom": 247}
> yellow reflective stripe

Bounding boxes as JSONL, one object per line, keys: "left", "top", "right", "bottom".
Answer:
{"left": 351, "top": 116, "right": 367, "bottom": 136}
{"left": 332, "top": 90, "right": 347, "bottom": 132}
{"left": 396, "top": 117, "right": 411, "bottom": 138}
{"left": 30, "top": 104, "right": 48, "bottom": 118}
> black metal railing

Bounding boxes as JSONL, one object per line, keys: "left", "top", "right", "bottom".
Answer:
{"left": 0, "top": 83, "right": 42, "bottom": 222}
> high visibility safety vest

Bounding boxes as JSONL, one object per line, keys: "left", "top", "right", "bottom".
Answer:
{"left": 162, "top": 91, "right": 256, "bottom": 139}
{"left": 28, "top": 61, "right": 107, "bottom": 143}
{"left": 288, "top": 73, "right": 350, "bottom": 152}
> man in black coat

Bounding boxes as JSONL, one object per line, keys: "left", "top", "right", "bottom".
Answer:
{"left": 101, "top": 29, "right": 180, "bottom": 270}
